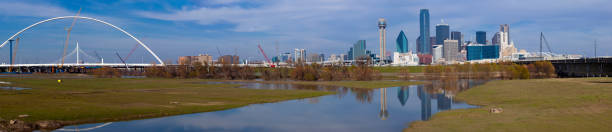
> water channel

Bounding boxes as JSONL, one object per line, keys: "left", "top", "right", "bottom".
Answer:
{"left": 57, "top": 79, "right": 487, "bottom": 132}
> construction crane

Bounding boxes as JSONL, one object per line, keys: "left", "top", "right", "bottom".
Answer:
{"left": 60, "top": 7, "right": 82, "bottom": 67}
{"left": 123, "top": 44, "right": 139, "bottom": 62}
{"left": 115, "top": 51, "right": 128, "bottom": 69}
{"left": 257, "top": 44, "right": 275, "bottom": 68}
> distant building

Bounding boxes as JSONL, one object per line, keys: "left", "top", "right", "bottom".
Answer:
{"left": 218, "top": 55, "right": 239, "bottom": 64}
{"left": 451, "top": 31, "right": 462, "bottom": 51}
{"left": 443, "top": 40, "right": 459, "bottom": 62}
{"left": 353, "top": 40, "right": 367, "bottom": 60}
{"left": 418, "top": 54, "right": 432, "bottom": 64}
{"left": 279, "top": 52, "right": 291, "bottom": 62}
{"left": 271, "top": 56, "right": 279, "bottom": 63}
{"left": 329, "top": 54, "right": 345, "bottom": 62}
{"left": 396, "top": 30, "right": 409, "bottom": 53}
{"left": 476, "top": 31, "right": 486, "bottom": 44}
{"left": 178, "top": 54, "right": 213, "bottom": 65}
{"left": 319, "top": 54, "right": 325, "bottom": 62}
{"left": 430, "top": 37, "right": 436, "bottom": 48}
{"left": 497, "top": 24, "right": 517, "bottom": 60}
{"left": 492, "top": 32, "right": 500, "bottom": 45}
{"left": 294, "top": 49, "right": 306, "bottom": 62}
{"left": 392, "top": 51, "right": 419, "bottom": 66}
{"left": 435, "top": 23, "right": 449, "bottom": 45}
{"left": 432, "top": 45, "right": 443, "bottom": 63}
{"left": 467, "top": 44, "right": 500, "bottom": 61}
{"left": 419, "top": 9, "right": 431, "bottom": 55}
{"left": 347, "top": 47, "right": 354, "bottom": 60}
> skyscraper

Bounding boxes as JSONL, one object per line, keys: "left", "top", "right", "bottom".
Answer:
{"left": 443, "top": 39, "right": 459, "bottom": 62}
{"left": 435, "top": 23, "right": 449, "bottom": 45}
{"left": 353, "top": 40, "right": 367, "bottom": 60}
{"left": 396, "top": 30, "right": 409, "bottom": 53}
{"left": 476, "top": 31, "right": 486, "bottom": 44}
{"left": 419, "top": 9, "right": 431, "bottom": 54}
{"left": 451, "top": 31, "right": 462, "bottom": 51}
{"left": 378, "top": 18, "right": 387, "bottom": 63}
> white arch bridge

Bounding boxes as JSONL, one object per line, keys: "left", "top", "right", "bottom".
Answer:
{"left": 0, "top": 16, "right": 165, "bottom": 72}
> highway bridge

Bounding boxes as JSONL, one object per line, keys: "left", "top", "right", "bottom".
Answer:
{"left": 516, "top": 57, "right": 612, "bottom": 77}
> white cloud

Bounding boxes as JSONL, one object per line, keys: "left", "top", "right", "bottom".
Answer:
{"left": 0, "top": 1, "right": 72, "bottom": 17}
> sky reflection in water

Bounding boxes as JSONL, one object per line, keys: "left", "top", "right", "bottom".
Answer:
{"left": 58, "top": 80, "right": 486, "bottom": 132}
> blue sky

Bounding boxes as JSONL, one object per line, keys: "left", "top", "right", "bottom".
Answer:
{"left": 0, "top": 0, "right": 610, "bottom": 64}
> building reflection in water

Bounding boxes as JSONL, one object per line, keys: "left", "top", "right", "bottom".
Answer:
{"left": 379, "top": 88, "right": 388, "bottom": 120}
{"left": 397, "top": 86, "right": 409, "bottom": 106}
{"left": 417, "top": 85, "right": 432, "bottom": 121}
{"left": 203, "top": 79, "right": 487, "bottom": 121}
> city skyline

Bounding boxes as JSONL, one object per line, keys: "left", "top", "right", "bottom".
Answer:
{"left": 0, "top": 0, "right": 610, "bottom": 63}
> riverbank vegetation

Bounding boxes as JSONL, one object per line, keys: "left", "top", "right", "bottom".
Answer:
{"left": 262, "top": 60, "right": 381, "bottom": 81}
{"left": 406, "top": 77, "right": 612, "bottom": 132}
{"left": 398, "top": 61, "right": 556, "bottom": 80}
{"left": 91, "top": 59, "right": 382, "bottom": 81}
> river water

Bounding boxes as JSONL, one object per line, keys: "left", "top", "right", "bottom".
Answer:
{"left": 57, "top": 80, "right": 487, "bottom": 132}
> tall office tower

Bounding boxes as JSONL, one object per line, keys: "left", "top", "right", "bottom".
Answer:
{"left": 416, "top": 36, "right": 422, "bottom": 53}
{"left": 353, "top": 40, "right": 367, "bottom": 60}
{"left": 378, "top": 18, "right": 387, "bottom": 63}
{"left": 396, "top": 30, "right": 409, "bottom": 53}
{"left": 500, "top": 24, "right": 510, "bottom": 42}
{"left": 476, "top": 31, "right": 486, "bottom": 44}
{"left": 451, "top": 31, "right": 462, "bottom": 51}
{"left": 443, "top": 40, "right": 459, "bottom": 62}
{"left": 492, "top": 32, "right": 500, "bottom": 45}
{"left": 430, "top": 37, "right": 436, "bottom": 49}
{"left": 498, "top": 24, "right": 517, "bottom": 59}
{"left": 294, "top": 49, "right": 306, "bottom": 62}
{"left": 419, "top": 9, "right": 431, "bottom": 54}
{"left": 435, "top": 22, "right": 449, "bottom": 45}
{"left": 347, "top": 47, "right": 353, "bottom": 60}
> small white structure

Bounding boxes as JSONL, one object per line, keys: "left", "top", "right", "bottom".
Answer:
{"left": 328, "top": 54, "right": 345, "bottom": 63}
{"left": 392, "top": 51, "right": 419, "bottom": 66}
{"left": 432, "top": 45, "right": 443, "bottom": 63}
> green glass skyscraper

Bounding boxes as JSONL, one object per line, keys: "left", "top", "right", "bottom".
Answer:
{"left": 396, "top": 30, "right": 409, "bottom": 53}
{"left": 419, "top": 9, "right": 431, "bottom": 54}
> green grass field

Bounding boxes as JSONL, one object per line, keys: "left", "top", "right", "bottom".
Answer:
{"left": 0, "top": 78, "right": 333, "bottom": 124}
{"left": 406, "top": 78, "right": 612, "bottom": 132}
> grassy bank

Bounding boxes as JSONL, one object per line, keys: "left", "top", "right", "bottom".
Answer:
{"left": 0, "top": 78, "right": 332, "bottom": 125}
{"left": 406, "top": 78, "right": 612, "bottom": 132}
